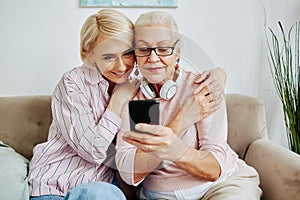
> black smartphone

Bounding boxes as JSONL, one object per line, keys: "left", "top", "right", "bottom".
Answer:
{"left": 129, "top": 100, "right": 160, "bottom": 133}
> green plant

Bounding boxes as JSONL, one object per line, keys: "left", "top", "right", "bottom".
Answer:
{"left": 268, "top": 21, "right": 300, "bottom": 154}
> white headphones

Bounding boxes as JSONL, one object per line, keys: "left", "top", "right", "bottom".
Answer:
{"left": 140, "top": 68, "right": 182, "bottom": 100}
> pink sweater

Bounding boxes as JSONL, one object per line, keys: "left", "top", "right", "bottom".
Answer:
{"left": 115, "top": 70, "right": 238, "bottom": 192}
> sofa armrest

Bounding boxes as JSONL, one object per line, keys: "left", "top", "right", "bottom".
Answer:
{"left": 244, "top": 139, "right": 300, "bottom": 200}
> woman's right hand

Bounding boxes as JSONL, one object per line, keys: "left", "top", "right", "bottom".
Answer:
{"left": 123, "top": 124, "right": 188, "bottom": 162}
{"left": 108, "top": 79, "right": 140, "bottom": 116}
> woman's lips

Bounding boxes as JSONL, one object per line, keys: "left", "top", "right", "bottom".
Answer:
{"left": 112, "top": 70, "right": 130, "bottom": 78}
{"left": 144, "top": 66, "right": 165, "bottom": 73}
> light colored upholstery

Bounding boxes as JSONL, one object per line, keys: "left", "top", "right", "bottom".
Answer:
{"left": 0, "top": 142, "right": 29, "bottom": 200}
{"left": 0, "top": 95, "right": 51, "bottom": 160}
{"left": 225, "top": 94, "right": 300, "bottom": 200}
{"left": 0, "top": 94, "right": 299, "bottom": 200}
{"left": 226, "top": 94, "right": 268, "bottom": 159}
{"left": 245, "top": 139, "right": 300, "bottom": 200}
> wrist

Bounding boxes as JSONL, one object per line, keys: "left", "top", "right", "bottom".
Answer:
{"left": 168, "top": 137, "right": 190, "bottom": 162}
{"left": 107, "top": 101, "right": 123, "bottom": 116}
{"left": 175, "top": 147, "right": 195, "bottom": 164}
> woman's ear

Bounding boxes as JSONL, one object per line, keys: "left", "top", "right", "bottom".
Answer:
{"left": 175, "top": 52, "right": 181, "bottom": 64}
{"left": 83, "top": 52, "right": 97, "bottom": 68}
{"left": 86, "top": 52, "right": 97, "bottom": 66}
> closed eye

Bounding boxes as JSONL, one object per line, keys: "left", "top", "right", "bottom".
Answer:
{"left": 122, "top": 50, "right": 134, "bottom": 57}
{"left": 137, "top": 48, "right": 150, "bottom": 52}
{"left": 157, "top": 47, "right": 171, "bottom": 52}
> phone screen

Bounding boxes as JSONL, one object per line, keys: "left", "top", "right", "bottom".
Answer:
{"left": 129, "top": 100, "right": 160, "bottom": 133}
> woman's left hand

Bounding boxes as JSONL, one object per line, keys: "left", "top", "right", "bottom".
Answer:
{"left": 193, "top": 67, "right": 226, "bottom": 100}
{"left": 168, "top": 67, "right": 226, "bottom": 136}
{"left": 122, "top": 123, "right": 188, "bottom": 162}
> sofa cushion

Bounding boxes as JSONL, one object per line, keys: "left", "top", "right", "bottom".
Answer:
{"left": 0, "top": 141, "right": 29, "bottom": 200}
{"left": 0, "top": 95, "right": 52, "bottom": 160}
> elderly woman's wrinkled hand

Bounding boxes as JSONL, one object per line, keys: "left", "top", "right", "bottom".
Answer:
{"left": 123, "top": 123, "right": 189, "bottom": 162}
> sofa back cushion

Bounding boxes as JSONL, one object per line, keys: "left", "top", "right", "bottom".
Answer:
{"left": 0, "top": 96, "right": 52, "bottom": 160}
{"left": 0, "top": 94, "right": 268, "bottom": 161}
{"left": 225, "top": 93, "right": 268, "bottom": 159}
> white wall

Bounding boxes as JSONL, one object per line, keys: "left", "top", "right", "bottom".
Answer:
{"left": 259, "top": 0, "right": 300, "bottom": 148}
{"left": 1, "top": 0, "right": 299, "bottom": 148}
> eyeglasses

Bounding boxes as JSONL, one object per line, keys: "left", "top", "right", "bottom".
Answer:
{"left": 135, "top": 40, "right": 179, "bottom": 57}
{"left": 101, "top": 49, "right": 134, "bottom": 62}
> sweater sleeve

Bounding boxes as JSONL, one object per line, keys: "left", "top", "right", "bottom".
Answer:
{"left": 196, "top": 98, "right": 238, "bottom": 176}
{"left": 51, "top": 72, "right": 122, "bottom": 165}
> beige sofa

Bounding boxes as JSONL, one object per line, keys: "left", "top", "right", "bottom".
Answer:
{"left": 0, "top": 94, "right": 299, "bottom": 200}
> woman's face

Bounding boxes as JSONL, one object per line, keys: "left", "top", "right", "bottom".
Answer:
{"left": 91, "top": 37, "right": 135, "bottom": 84}
{"left": 135, "top": 25, "right": 180, "bottom": 84}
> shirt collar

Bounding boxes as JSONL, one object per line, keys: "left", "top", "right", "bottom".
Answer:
{"left": 82, "top": 63, "right": 108, "bottom": 86}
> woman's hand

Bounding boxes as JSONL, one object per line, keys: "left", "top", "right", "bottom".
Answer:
{"left": 169, "top": 67, "right": 226, "bottom": 136}
{"left": 123, "top": 123, "right": 189, "bottom": 162}
{"left": 123, "top": 123, "right": 221, "bottom": 181}
{"left": 192, "top": 67, "right": 226, "bottom": 119}
{"left": 108, "top": 79, "right": 140, "bottom": 116}
{"left": 193, "top": 67, "right": 226, "bottom": 97}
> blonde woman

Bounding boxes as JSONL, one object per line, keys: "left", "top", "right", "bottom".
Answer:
{"left": 28, "top": 9, "right": 136, "bottom": 200}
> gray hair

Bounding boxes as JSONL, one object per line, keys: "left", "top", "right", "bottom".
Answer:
{"left": 135, "top": 11, "right": 183, "bottom": 61}
{"left": 135, "top": 11, "right": 180, "bottom": 39}
{"left": 135, "top": 11, "right": 178, "bottom": 30}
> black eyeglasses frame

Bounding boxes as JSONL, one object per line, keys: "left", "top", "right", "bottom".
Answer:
{"left": 135, "top": 39, "right": 179, "bottom": 57}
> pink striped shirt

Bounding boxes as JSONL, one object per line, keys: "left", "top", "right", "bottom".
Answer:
{"left": 116, "top": 70, "right": 238, "bottom": 193}
{"left": 28, "top": 65, "right": 122, "bottom": 196}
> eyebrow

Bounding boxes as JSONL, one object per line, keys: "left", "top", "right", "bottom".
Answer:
{"left": 101, "top": 53, "right": 116, "bottom": 58}
{"left": 101, "top": 48, "right": 133, "bottom": 57}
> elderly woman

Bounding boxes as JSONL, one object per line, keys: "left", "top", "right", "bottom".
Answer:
{"left": 115, "top": 11, "right": 262, "bottom": 200}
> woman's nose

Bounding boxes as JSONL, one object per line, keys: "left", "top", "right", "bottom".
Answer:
{"left": 148, "top": 49, "right": 160, "bottom": 62}
{"left": 115, "top": 57, "right": 127, "bottom": 70}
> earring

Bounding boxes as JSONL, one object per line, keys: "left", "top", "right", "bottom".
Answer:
{"left": 134, "top": 62, "right": 140, "bottom": 76}
{"left": 175, "top": 59, "right": 180, "bottom": 71}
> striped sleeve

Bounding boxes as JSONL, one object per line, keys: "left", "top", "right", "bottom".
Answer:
{"left": 51, "top": 71, "right": 121, "bottom": 165}
{"left": 115, "top": 101, "right": 138, "bottom": 185}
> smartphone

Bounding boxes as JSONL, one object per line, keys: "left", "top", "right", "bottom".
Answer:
{"left": 129, "top": 100, "right": 160, "bottom": 133}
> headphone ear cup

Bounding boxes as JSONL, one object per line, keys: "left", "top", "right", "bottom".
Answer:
{"left": 160, "top": 80, "right": 177, "bottom": 100}
{"left": 140, "top": 80, "right": 156, "bottom": 99}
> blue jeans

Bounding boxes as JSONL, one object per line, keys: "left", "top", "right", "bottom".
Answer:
{"left": 30, "top": 196, "right": 64, "bottom": 200}
{"left": 30, "top": 181, "right": 126, "bottom": 200}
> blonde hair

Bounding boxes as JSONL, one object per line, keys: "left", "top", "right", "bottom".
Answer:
{"left": 80, "top": 9, "right": 134, "bottom": 61}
